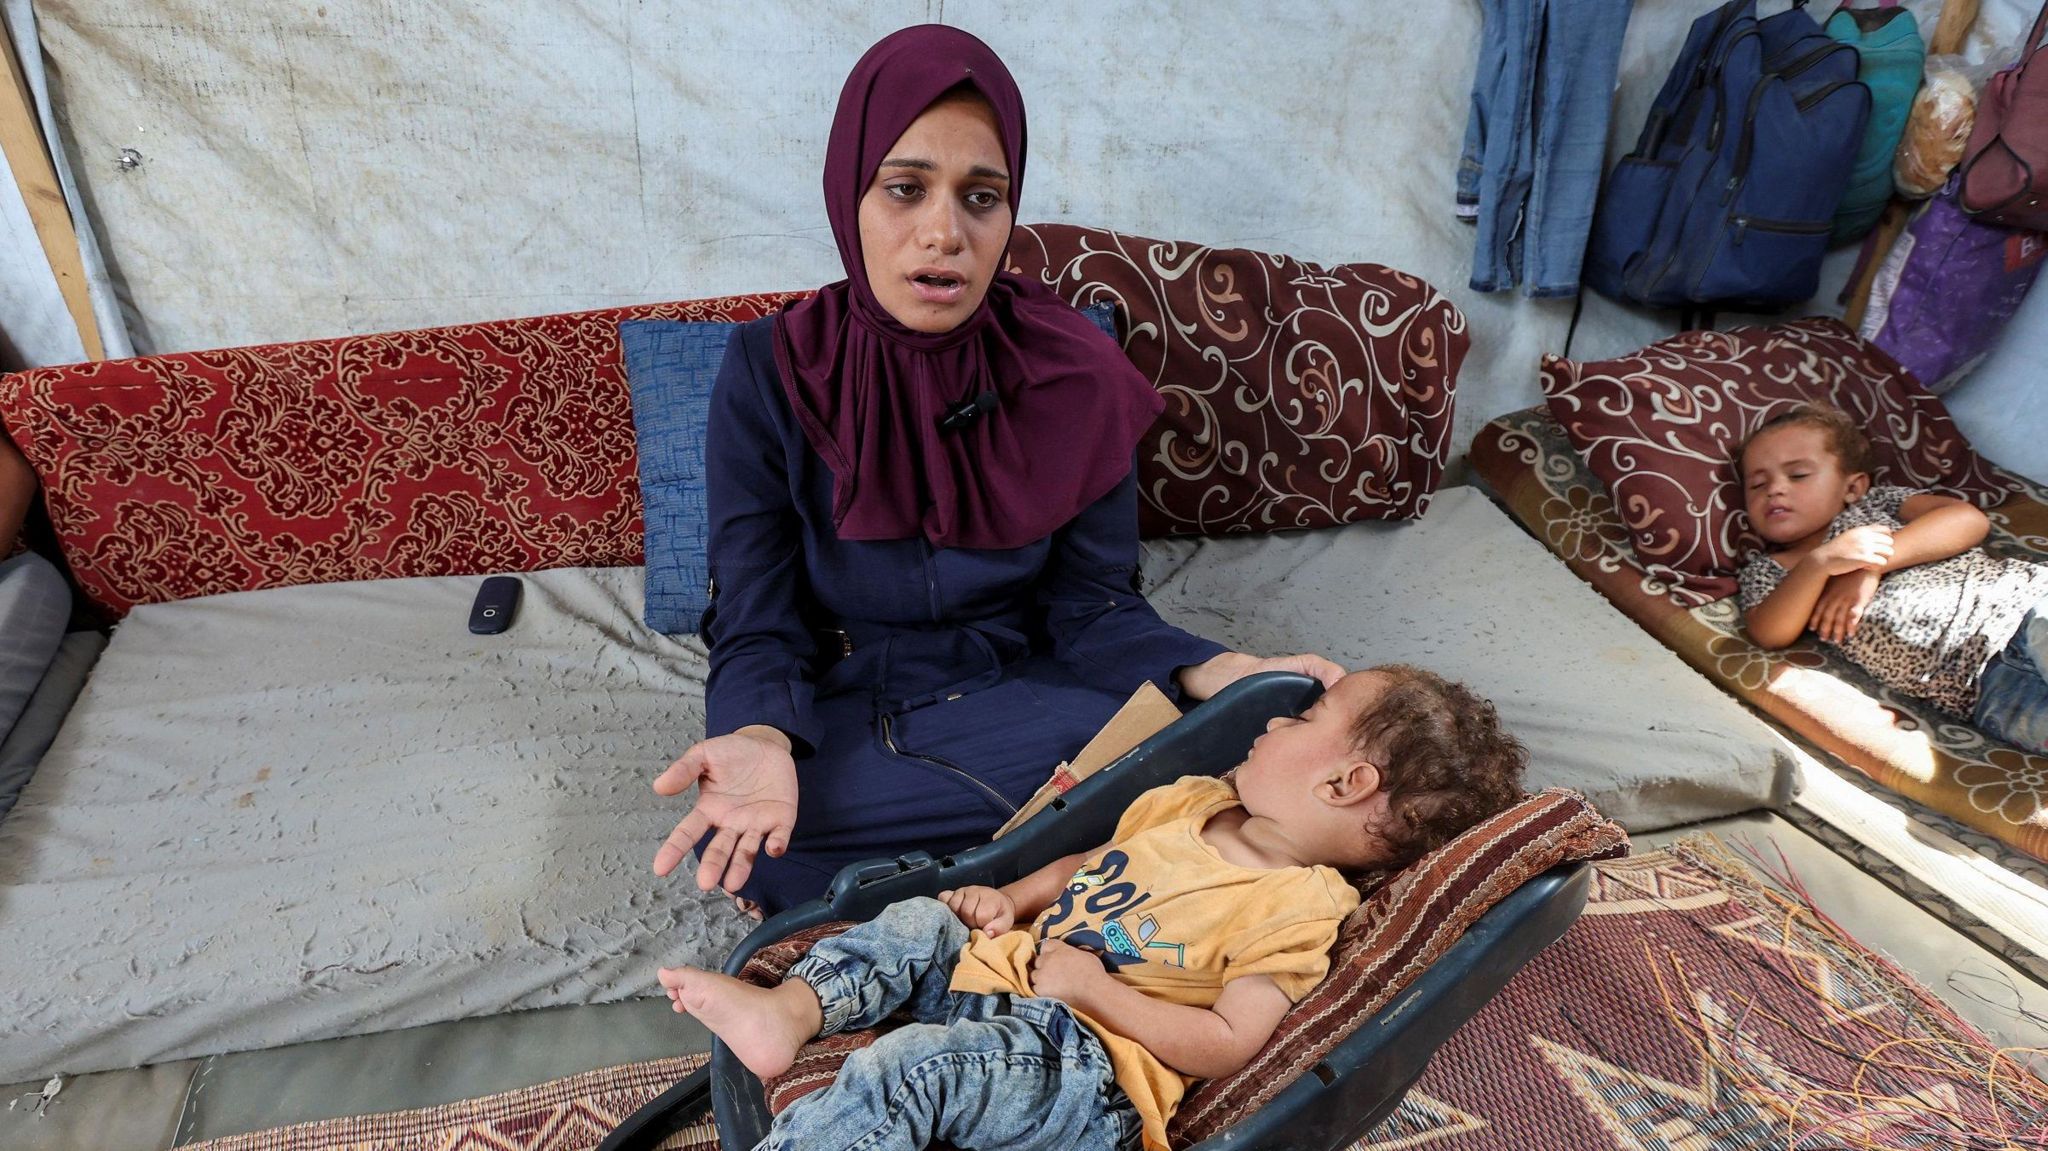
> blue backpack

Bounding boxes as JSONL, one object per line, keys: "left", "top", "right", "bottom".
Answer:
{"left": 1584, "top": 0, "right": 1872, "bottom": 309}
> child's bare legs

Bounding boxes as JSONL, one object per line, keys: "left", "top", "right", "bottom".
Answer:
{"left": 657, "top": 966, "right": 821, "bottom": 1081}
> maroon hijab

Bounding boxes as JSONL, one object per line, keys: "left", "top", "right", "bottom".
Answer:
{"left": 773, "top": 25, "right": 1162, "bottom": 551}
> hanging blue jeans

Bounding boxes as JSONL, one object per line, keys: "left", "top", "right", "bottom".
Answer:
{"left": 1459, "top": 0, "right": 1635, "bottom": 296}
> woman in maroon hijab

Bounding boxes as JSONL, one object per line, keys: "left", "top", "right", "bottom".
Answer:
{"left": 652, "top": 25, "right": 1342, "bottom": 916}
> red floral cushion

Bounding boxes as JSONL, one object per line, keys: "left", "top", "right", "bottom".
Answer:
{"left": 1007, "top": 224, "right": 1466, "bottom": 537}
{"left": 0, "top": 293, "right": 801, "bottom": 617}
{"left": 1541, "top": 317, "right": 2022, "bottom": 602}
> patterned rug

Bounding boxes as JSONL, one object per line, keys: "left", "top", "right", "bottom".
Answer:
{"left": 1351, "top": 840, "right": 2048, "bottom": 1151}
{"left": 181, "top": 1055, "right": 716, "bottom": 1151}
{"left": 180, "top": 843, "right": 2048, "bottom": 1151}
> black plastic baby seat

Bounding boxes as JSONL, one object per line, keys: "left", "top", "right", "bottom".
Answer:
{"left": 599, "top": 672, "right": 1620, "bottom": 1151}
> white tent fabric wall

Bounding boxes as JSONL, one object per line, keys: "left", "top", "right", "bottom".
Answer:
{"left": 0, "top": 153, "right": 79, "bottom": 367}
{"left": 3, "top": 0, "right": 2042, "bottom": 478}
{"left": 1944, "top": 261, "right": 2048, "bottom": 473}
{"left": 0, "top": 3, "right": 78, "bottom": 370}
{"left": 0, "top": 0, "right": 128, "bottom": 366}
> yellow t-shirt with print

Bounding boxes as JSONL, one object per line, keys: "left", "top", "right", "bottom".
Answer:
{"left": 949, "top": 775, "right": 1360, "bottom": 1151}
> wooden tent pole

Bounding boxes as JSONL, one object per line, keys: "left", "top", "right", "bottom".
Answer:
{"left": 0, "top": 19, "right": 102, "bottom": 361}
{"left": 1844, "top": 0, "right": 1984, "bottom": 332}
{"left": 1927, "top": 0, "right": 1981, "bottom": 55}
{"left": 1843, "top": 202, "right": 1910, "bottom": 332}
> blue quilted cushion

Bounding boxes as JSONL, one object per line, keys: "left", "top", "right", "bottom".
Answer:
{"left": 621, "top": 319, "right": 730, "bottom": 633}
{"left": 620, "top": 301, "right": 1119, "bottom": 634}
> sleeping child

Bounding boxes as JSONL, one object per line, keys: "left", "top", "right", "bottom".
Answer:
{"left": 1736, "top": 403, "right": 2048, "bottom": 751}
{"left": 656, "top": 664, "right": 1527, "bottom": 1151}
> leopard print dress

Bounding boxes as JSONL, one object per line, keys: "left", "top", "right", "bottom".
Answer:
{"left": 1737, "top": 486, "right": 2048, "bottom": 717}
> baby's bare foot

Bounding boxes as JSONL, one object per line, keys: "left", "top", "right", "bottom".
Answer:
{"left": 656, "top": 965, "right": 821, "bottom": 1081}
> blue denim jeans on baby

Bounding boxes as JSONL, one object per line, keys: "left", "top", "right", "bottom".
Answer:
{"left": 1974, "top": 604, "right": 2048, "bottom": 753}
{"left": 767, "top": 896, "right": 1142, "bottom": 1151}
{"left": 1459, "top": 0, "right": 1635, "bottom": 296}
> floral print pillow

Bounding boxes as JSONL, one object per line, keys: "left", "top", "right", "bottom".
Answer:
{"left": 1007, "top": 224, "right": 1467, "bottom": 537}
{"left": 1540, "top": 318, "right": 2020, "bottom": 601}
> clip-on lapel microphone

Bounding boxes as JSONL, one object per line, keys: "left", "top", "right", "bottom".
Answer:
{"left": 936, "top": 390, "right": 998, "bottom": 433}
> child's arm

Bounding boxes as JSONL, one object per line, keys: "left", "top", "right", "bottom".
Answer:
{"left": 1746, "top": 525, "right": 1897, "bottom": 648}
{"left": 1883, "top": 493, "right": 1990, "bottom": 571}
{"left": 1033, "top": 939, "right": 1290, "bottom": 1079}
{"left": 1002, "top": 848, "right": 1095, "bottom": 920}
{"left": 1795, "top": 495, "right": 1991, "bottom": 644}
{"left": 1809, "top": 570, "right": 1882, "bottom": 644}
{"left": 940, "top": 847, "right": 1098, "bottom": 937}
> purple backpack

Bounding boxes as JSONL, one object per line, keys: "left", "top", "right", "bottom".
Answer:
{"left": 1861, "top": 177, "right": 2047, "bottom": 392}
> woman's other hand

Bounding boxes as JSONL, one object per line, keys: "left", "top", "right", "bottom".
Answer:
{"left": 1175, "top": 650, "right": 1346, "bottom": 701}
{"left": 653, "top": 726, "right": 798, "bottom": 895}
{"left": 939, "top": 886, "right": 1017, "bottom": 937}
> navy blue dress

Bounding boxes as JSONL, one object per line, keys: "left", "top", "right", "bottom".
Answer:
{"left": 701, "top": 318, "right": 1228, "bottom": 913}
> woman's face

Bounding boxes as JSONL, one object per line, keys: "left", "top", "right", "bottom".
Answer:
{"left": 857, "top": 92, "right": 1013, "bottom": 333}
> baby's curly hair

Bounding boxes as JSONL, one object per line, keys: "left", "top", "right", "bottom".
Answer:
{"left": 1737, "top": 403, "right": 1873, "bottom": 477}
{"left": 1349, "top": 665, "right": 1527, "bottom": 870}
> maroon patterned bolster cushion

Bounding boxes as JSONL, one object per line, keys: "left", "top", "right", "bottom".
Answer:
{"left": 0, "top": 293, "right": 804, "bottom": 618}
{"left": 1007, "top": 223, "right": 1468, "bottom": 538}
{"left": 1540, "top": 317, "right": 2022, "bottom": 605}
{"left": 748, "top": 788, "right": 1628, "bottom": 1139}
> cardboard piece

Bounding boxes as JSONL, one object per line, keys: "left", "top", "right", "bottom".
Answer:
{"left": 993, "top": 681, "right": 1182, "bottom": 838}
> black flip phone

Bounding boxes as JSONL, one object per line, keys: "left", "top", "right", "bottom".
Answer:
{"left": 468, "top": 575, "right": 522, "bottom": 635}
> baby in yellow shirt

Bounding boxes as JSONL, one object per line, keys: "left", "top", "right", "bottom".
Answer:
{"left": 658, "top": 665, "right": 1527, "bottom": 1151}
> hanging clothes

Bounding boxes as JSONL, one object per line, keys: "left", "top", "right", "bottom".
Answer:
{"left": 1458, "top": 0, "right": 1636, "bottom": 297}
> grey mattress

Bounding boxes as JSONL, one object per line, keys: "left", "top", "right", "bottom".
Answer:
{"left": 0, "top": 486, "right": 1792, "bottom": 1082}
{"left": 1137, "top": 488, "right": 1796, "bottom": 831}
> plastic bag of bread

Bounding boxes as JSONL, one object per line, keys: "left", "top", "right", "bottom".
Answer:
{"left": 1895, "top": 60, "right": 1977, "bottom": 198}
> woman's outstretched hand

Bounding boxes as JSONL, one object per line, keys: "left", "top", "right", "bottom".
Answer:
{"left": 1175, "top": 651, "right": 1346, "bottom": 701}
{"left": 653, "top": 726, "right": 799, "bottom": 895}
